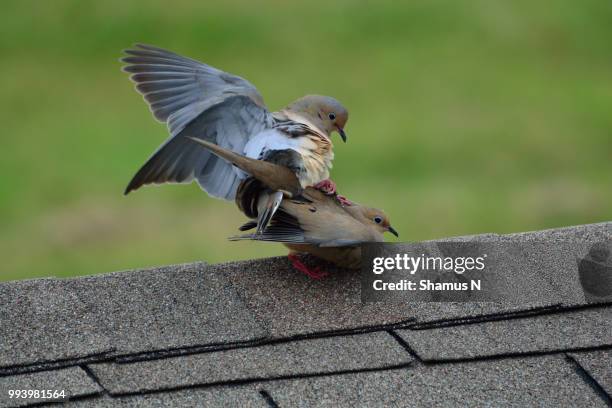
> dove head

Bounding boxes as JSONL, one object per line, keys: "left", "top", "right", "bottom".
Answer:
{"left": 356, "top": 206, "right": 399, "bottom": 238}
{"left": 286, "top": 95, "right": 349, "bottom": 142}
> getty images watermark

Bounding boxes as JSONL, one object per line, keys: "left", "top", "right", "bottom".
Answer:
{"left": 360, "top": 240, "right": 612, "bottom": 303}
{"left": 372, "top": 252, "right": 487, "bottom": 291}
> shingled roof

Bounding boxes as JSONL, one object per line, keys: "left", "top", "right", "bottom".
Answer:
{"left": 0, "top": 222, "right": 610, "bottom": 407}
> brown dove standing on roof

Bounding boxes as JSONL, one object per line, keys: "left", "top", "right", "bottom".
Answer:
{"left": 121, "top": 44, "right": 349, "bottom": 229}
{"left": 188, "top": 138, "right": 398, "bottom": 279}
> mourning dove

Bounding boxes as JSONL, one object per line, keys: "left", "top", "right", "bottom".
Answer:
{"left": 188, "top": 138, "right": 397, "bottom": 278}
{"left": 121, "top": 44, "right": 349, "bottom": 218}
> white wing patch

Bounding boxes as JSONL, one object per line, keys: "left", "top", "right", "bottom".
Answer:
{"left": 243, "top": 129, "right": 311, "bottom": 160}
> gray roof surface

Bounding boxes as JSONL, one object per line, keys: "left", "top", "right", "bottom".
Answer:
{"left": 89, "top": 332, "right": 412, "bottom": 395}
{"left": 264, "top": 355, "right": 608, "bottom": 408}
{"left": 396, "top": 306, "right": 612, "bottom": 361}
{"left": 0, "top": 368, "right": 101, "bottom": 407}
{"left": 0, "top": 222, "right": 609, "bottom": 407}
{"left": 569, "top": 349, "right": 612, "bottom": 397}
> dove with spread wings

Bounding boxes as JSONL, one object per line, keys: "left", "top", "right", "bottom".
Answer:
{"left": 122, "top": 44, "right": 350, "bottom": 229}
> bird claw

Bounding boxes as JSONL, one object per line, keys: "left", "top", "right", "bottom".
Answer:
{"left": 288, "top": 254, "right": 329, "bottom": 279}
{"left": 335, "top": 194, "right": 353, "bottom": 206}
{"left": 314, "top": 179, "right": 353, "bottom": 206}
{"left": 314, "top": 179, "right": 337, "bottom": 195}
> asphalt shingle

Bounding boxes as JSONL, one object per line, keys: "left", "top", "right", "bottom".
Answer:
{"left": 61, "top": 262, "right": 267, "bottom": 356}
{"left": 569, "top": 349, "right": 612, "bottom": 397}
{"left": 363, "top": 239, "right": 563, "bottom": 322}
{"left": 0, "top": 367, "right": 102, "bottom": 408}
{"left": 213, "top": 257, "right": 418, "bottom": 337}
{"left": 504, "top": 222, "right": 612, "bottom": 241}
{"left": 391, "top": 222, "right": 612, "bottom": 325}
{"left": 0, "top": 263, "right": 268, "bottom": 373}
{"left": 396, "top": 306, "right": 612, "bottom": 361}
{"left": 64, "top": 386, "right": 267, "bottom": 408}
{"left": 219, "top": 223, "right": 611, "bottom": 335}
{"left": 491, "top": 223, "right": 611, "bottom": 307}
{"left": 88, "top": 331, "right": 413, "bottom": 395}
{"left": 264, "top": 356, "right": 608, "bottom": 407}
{"left": 0, "top": 222, "right": 609, "bottom": 407}
{"left": 0, "top": 279, "right": 114, "bottom": 371}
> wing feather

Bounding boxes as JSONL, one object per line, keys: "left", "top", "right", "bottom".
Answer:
{"left": 121, "top": 43, "right": 266, "bottom": 135}
{"left": 121, "top": 44, "right": 319, "bottom": 200}
{"left": 121, "top": 42, "right": 274, "bottom": 199}
{"left": 124, "top": 94, "right": 271, "bottom": 199}
{"left": 229, "top": 202, "right": 373, "bottom": 248}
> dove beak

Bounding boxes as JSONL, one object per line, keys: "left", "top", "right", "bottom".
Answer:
{"left": 337, "top": 127, "right": 347, "bottom": 143}
{"left": 388, "top": 226, "right": 399, "bottom": 237}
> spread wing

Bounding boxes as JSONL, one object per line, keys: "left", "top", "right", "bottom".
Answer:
{"left": 122, "top": 44, "right": 273, "bottom": 199}
{"left": 123, "top": 44, "right": 266, "bottom": 135}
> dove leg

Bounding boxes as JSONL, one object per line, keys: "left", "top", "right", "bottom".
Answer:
{"left": 314, "top": 180, "right": 353, "bottom": 206}
{"left": 287, "top": 254, "right": 329, "bottom": 279}
{"left": 314, "top": 179, "right": 337, "bottom": 195}
{"left": 335, "top": 194, "right": 353, "bottom": 206}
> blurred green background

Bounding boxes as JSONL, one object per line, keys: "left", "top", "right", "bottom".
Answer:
{"left": 1, "top": 0, "right": 611, "bottom": 281}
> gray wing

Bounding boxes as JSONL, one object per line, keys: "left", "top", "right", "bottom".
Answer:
{"left": 123, "top": 43, "right": 266, "bottom": 136}
{"left": 229, "top": 207, "right": 366, "bottom": 247}
{"left": 229, "top": 208, "right": 308, "bottom": 244}
{"left": 122, "top": 44, "right": 273, "bottom": 199}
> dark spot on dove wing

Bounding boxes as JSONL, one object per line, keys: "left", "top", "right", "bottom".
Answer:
{"left": 274, "top": 121, "right": 314, "bottom": 138}
{"left": 309, "top": 207, "right": 317, "bottom": 212}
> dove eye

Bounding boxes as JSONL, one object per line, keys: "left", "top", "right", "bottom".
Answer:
{"left": 373, "top": 216, "right": 383, "bottom": 224}
{"left": 328, "top": 112, "right": 336, "bottom": 120}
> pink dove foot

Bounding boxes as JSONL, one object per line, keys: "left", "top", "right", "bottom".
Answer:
{"left": 314, "top": 179, "right": 337, "bottom": 195}
{"left": 335, "top": 194, "right": 353, "bottom": 206}
{"left": 314, "top": 179, "right": 352, "bottom": 206}
{"left": 288, "top": 254, "right": 329, "bottom": 279}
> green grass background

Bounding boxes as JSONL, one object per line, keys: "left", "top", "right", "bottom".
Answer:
{"left": 1, "top": 0, "right": 611, "bottom": 281}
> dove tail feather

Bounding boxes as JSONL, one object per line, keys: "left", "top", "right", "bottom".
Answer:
{"left": 186, "top": 137, "right": 301, "bottom": 196}
{"left": 229, "top": 207, "right": 307, "bottom": 244}
{"left": 256, "top": 191, "right": 284, "bottom": 234}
